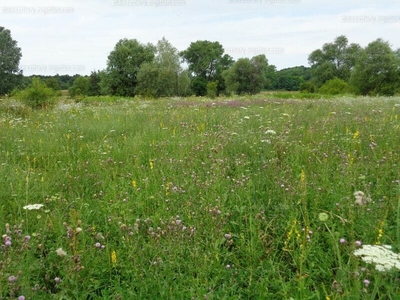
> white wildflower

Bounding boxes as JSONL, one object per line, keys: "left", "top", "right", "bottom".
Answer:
{"left": 354, "top": 244, "right": 400, "bottom": 271}
{"left": 264, "top": 129, "right": 276, "bottom": 135}
{"left": 23, "top": 204, "right": 44, "bottom": 210}
{"left": 56, "top": 248, "right": 67, "bottom": 257}
{"left": 243, "top": 116, "right": 250, "bottom": 119}
{"left": 354, "top": 191, "right": 371, "bottom": 206}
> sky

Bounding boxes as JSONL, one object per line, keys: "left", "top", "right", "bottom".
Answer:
{"left": 1, "top": 0, "right": 399, "bottom": 76}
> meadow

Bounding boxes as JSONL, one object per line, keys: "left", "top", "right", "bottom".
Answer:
{"left": 0, "top": 94, "right": 400, "bottom": 299}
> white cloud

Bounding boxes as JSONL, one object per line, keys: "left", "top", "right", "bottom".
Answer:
{"left": 0, "top": 0, "right": 399, "bottom": 75}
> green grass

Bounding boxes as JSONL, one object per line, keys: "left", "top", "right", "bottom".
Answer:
{"left": 0, "top": 95, "right": 400, "bottom": 299}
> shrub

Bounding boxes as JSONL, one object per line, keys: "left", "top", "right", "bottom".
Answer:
{"left": 299, "top": 81, "right": 316, "bottom": 93}
{"left": 15, "top": 77, "right": 57, "bottom": 109}
{"left": 319, "top": 78, "right": 352, "bottom": 95}
{"left": 206, "top": 81, "right": 218, "bottom": 99}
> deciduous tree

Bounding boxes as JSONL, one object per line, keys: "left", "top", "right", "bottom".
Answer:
{"left": 0, "top": 26, "right": 22, "bottom": 95}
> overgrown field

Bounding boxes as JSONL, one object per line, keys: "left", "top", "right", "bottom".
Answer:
{"left": 0, "top": 95, "right": 400, "bottom": 299}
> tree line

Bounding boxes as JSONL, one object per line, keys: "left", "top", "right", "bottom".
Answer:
{"left": 1, "top": 25, "right": 400, "bottom": 99}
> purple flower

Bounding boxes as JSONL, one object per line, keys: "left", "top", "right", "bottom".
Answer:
{"left": 224, "top": 233, "right": 232, "bottom": 240}
{"left": 55, "top": 277, "right": 61, "bottom": 283}
{"left": 5, "top": 240, "right": 11, "bottom": 247}
{"left": 18, "top": 296, "right": 25, "bottom": 300}
{"left": 355, "top": 240, "right": 362, "bottom": 247}
{"left": 339, "top": 238, "right": 346, "bottom": 244}
{"left": 363, "top": 279, "right": 370, "bottom": 286}
{"left": 8, "top": 275, "right": 17, "bottom": 283}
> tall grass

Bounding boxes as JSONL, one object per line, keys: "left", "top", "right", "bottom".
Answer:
{"left": 0, "top": 96, "right": 399, "bottom": 299}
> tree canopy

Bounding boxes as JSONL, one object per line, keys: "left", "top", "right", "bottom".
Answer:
{"left": 0, "top": 26, "right": 23, "bottom": 95}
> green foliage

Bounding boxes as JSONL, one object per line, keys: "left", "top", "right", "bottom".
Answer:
{"left": 180, "top": 40, "right": 234, "bottom": 96}
{"left": 206, "top": 80, "right": 218, "bottom": 99}
{"left": 136, "top": 38, "right": 190, "bottom": 98}
{"left": 222, "top": 55, "right": 270, "bottom": 95}
{"left": 350, "top": 39, "right": 400, "bottom": 96}
{"left": 45, "top": 77, "right": 60, "bottom": 91}
{"left": 319, "top": 77, "right": 352, "bottom": 95}
{"left": 102, "top": 39, "right": 155, "bottom": 97}
{"left": 299, "top": 81, "right": 317, "bottom": 93}
{"left": 273, "top": 66, "right": 311, "bottom": 91}
{"left": 68, "top": 76, "right": 90, "bottom": 98}
{"left": 15, "top": 77, "right": 57, "bottom": 109}
{"left": 308, "top": 35, "right": 361, "bottom": 87}
{"left": 0, "top": 26, "right": 23, "bottom": 95}
{"left": 88, "top": 70, "right": 102, "bottom": 96}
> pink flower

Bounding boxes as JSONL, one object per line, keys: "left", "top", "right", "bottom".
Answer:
{"left": 339, "top": 238, "right": 346, "bottom": 244}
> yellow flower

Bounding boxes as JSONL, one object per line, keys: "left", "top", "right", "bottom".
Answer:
{"left": 149, "top": 159, "right": 154, "bottom": 170}
{"left": 111, "top": 250, "right": 117, "bottom": 265}
{"left": 353, "top": 130, "right": 359, "bottom": 139}
{"left": 132, "top": 180, "right": 137, "bottom": 188}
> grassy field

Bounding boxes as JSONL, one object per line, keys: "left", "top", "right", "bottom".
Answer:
{"left": 0, "top": 94, "right": 400, "bottom": 299}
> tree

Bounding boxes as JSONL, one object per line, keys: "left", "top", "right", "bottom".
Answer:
{"left": 273, "top": 66, "right": 311, "bottom": 91}
{"left": 222, "top": 54, "right": 271, "bottom": 95}
{"left": 308, "top": 35, "right": 361, "bottom": 87}
{"left": 136, "top": 38, "right": 191, "bottom": 98}
{"left": 0, "top": 26, "right": 23, "bottom": 95}
{"left": 68, "top": 76, "right": 90, "bottom": 98}
{"left": 102, "top": 39, "right": 155, "bottom": 97}
{"left": 180, "top": 40, "right": 233, "bottom": 96}
{"left": 350, "top": 39, "right": 400, "bottom": 96}
{"left": 88, "top": 70, "right": 102, "bottom": 96}
{"left": 45, "top": 77, "right": 60, "bottom": 91}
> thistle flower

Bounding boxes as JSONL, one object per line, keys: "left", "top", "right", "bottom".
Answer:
{"left": 339, "top": 238, "right": 346, "bottom": 244}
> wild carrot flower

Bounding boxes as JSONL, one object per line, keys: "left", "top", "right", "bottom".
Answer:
{"left": 56, "top": 248, "right": 67, "bottom": 257}
{"left": 23, "top": 204, "right": 44, "bottom": 210}
{"left": 354, "top": 244, "right": 400, "bottom": 271}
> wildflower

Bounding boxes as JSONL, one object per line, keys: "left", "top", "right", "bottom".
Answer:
{"left": 111, "top": 250, "right": 117, "bottom": 265}
{"left": 353, "top": 130, "right": 359, "bottom": 139}
{"left": 226, "top": 264, "right": 231, "bottom": 269}
{"left": 56, "top": 248, "right": 67, "bottom": 257}
{"left": 363, "top": 279, "right": 370, "bottom": 287}
{"left": 243, "top": 116, "right": 250, "bottom": 119}
{"left": 354, "top": 244, "right": 400, "bottom": 272}
{"left": 355, "top": 240, "right": 362, "bottom": 247}
{"left": 264, "top": 129, "right": 276, "bottom": 135}
{"left": 94, "top": 242, "right": 101, "bottom": 248}
{"left": 23, "top": 204, "right": 44, "bottom": 210}
{"left": 132, "top": 180, "right": 137, "bottom": 188}
{"left": 318, "top": 212, "right": 329, "bottom": 222}
{"left": 18, "top": 296, "right": 25, "bottom": 300}
{"left": 354, "top": 191, "right": 371, "bottom": 206}
{"left": 54, "top": 277, "right": 61, "bottom": 283}
{"left": 8, "top": 275, "right": 17, "bottom": 283}
{"left": 149, "top": 159, "right": 154, "bottom": 170}
{"left": 339, "top": 238, "right": 346, "bottom": 244}
{"left": 224, "top": 233, "right": 232, "bottom": 239}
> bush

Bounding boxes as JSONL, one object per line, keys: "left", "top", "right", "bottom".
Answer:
{"left": 15, "top": 77, "right": 57, "bottom": 109}
{"left": 319, "top": 78, "right": 352, "bottom": 95}
{"left": 299, "top": 81, "right": 316, "bottom": 93}
{"left": 69, "top": 76, "right": 90, "bottom": 99}
{"left": 206, "top": 81, "right": 218, "bottom": 99}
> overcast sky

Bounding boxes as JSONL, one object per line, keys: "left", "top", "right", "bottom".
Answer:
{"left": 1, "top": 0, "right": 399, "bottom": 76}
